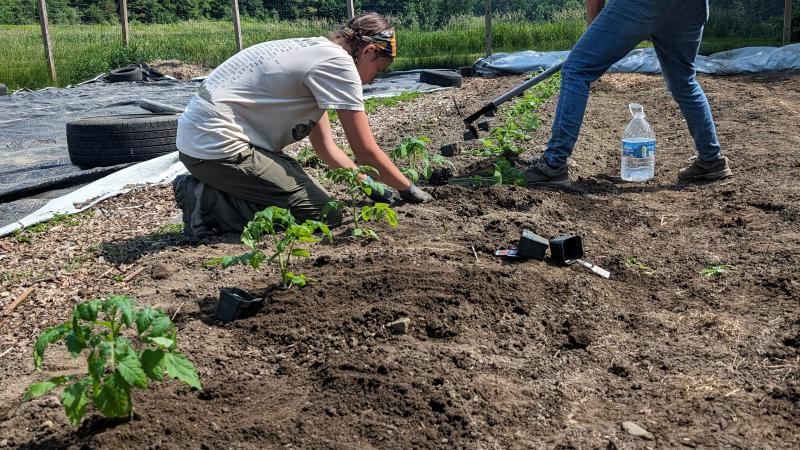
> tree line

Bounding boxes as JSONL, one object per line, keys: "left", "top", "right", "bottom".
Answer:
{"left": 0, "top": 0, "right": 793, "bottom": 29}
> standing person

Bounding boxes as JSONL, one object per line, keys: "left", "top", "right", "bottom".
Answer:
{"left": 526, "top": 0, "right": 732, "bottom": 186}
{"left": 174, "top": 12, "right": 432, "bottom": 239}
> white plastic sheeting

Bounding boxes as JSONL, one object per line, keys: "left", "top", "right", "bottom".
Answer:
{"left": 475, "top": 43, "right": 800, "bottom": 77}
{"left": 0, "top": 153, "right": 187, "bottom": 237}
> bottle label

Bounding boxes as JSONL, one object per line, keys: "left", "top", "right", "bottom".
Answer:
{"left": 622, "top": 140, "right": 656, "bottom": 158}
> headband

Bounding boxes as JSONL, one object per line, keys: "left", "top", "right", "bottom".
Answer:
{"left": 341, "top": 27, "right": 397, "bottom": 58}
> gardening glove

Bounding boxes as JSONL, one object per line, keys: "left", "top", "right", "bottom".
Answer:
{"left": 399, "top": 184, "right": 433, "bottom": 204}
{"left": 363, "top": 177, "right": 396, "bottom": 205}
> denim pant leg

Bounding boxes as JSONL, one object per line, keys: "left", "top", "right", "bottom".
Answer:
{"left": 651, "top": 9, "right": 722, "bottom": 162}
{"left": 544, "top": 0, "right": 650, "bottom": 167}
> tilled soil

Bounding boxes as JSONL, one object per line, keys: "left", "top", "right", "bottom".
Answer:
{"left": 1, "top": 71, "right": 799, "bottom": 449}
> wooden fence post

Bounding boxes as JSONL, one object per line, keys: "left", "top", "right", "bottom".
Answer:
{"left": 120, "top": 0, "right": 130, "bottom": 47}
{"left": 346, "top": 0, "right": 355, "bottom": 20}
{"left": 484, "top": 0, "right": 492, "bottom": 57}
{"left": 783, "top": 0, "right": 793, "bottom": 46}
{"left": 231, "top": 0, "right": 243, "bottom": 52}
{"left": 36, "top": 0, "right": 57, "bottom": 83}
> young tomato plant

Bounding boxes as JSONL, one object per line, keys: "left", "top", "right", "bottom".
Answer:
{"left": 207, "top": 206, "right": 331, "bottom": 289}
{"left": 390, "top": 136, "right": 453, "bottom": 183}
{"left": 25, "top": 295, "right": 201, "bottom": 425}
{"left": 474, "top": 124, "right": 528, "bottom": 158}
{"left": 448, "top": 158, "right": 525, "bottom": 187}
{"left": 324, "top": 166, "right": 398, "bottom": 240}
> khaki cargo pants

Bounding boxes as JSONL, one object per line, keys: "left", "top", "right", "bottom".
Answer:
{"left": 179, "top": 146, "right": 341, "bottom": 234}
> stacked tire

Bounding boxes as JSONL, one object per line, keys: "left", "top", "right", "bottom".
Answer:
{"left": 66, "top": 114, "right": 179, "bottom": 168}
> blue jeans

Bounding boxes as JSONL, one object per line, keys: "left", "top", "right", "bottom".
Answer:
{"left": 544, "top": 0, "right": 722, "bottom": 167}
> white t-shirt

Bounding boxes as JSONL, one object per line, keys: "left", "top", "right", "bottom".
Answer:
{"left": 177, "top": 37, "right": 364, "bottom": 160}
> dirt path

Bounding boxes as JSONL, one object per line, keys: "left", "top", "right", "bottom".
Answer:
{"left": 1, "top": 71, "right": 798, "bottom": 449}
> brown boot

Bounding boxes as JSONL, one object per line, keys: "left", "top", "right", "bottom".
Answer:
{"left": 678, "top": 156, "right": 732, "bottom": 182}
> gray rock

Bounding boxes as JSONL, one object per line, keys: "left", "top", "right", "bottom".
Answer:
{"left": 0, "top": 438, "right": 9, "bottom": 447}
{"left": 387, "top": 317, "right": 411, "bottom": 335}
{"left": 42, "top": 419, "right": 54, "bottom": 429}
{"left": 621, "top": 421, "right": 654, "bottom": 440}
{"left": 43, "top": 396, "right": 61, "bottom": 408}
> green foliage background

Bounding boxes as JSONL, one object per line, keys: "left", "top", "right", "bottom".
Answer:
{"left": 0, "top": 1, "right": 796, "bottom": 89}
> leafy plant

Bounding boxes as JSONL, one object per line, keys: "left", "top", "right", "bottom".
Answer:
{"left": 474, "top": 123, "right": 528, "bottom": 158}
{"left": 625, "top": 257, "right": 654, "bottom": 275}
{"left": 294, "top": 145, "right": 323, "bottom": 168}
{"left": 25, "top": 295, "right": 201, "bottom": 426}
{"left": 448, "top": 158, "right": 525, "bottom": 187}
{"left": 324, "top": 166, "right": 399, "bottom": 240}
{"left": 206, "top": 206, "right": 331, "bottom": 289}
{"left": 390, "top": 136, "right": 453, "bottom": 183}
{"left": 700, "top": 264, "right": 738, "bottom": 277}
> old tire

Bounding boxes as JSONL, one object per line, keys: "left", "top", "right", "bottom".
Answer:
{"left": 108, "top": 67, "right": 143, "bottom": 82}
{"left": 419, "top": 70, "right": 463, "bottom": 88}
{"left": 66, "top": 114, "right": 179, "bottom": 168}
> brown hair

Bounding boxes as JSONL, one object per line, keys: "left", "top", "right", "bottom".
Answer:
{"left": 330, "top": 12, "right": 393, "bottom": 61}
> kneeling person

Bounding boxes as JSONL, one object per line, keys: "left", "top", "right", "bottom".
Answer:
{"left": 174, "top": 13, "right": 431, "bottom": 238}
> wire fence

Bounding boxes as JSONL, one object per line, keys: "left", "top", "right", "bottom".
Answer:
{"left": 0, "top": 0, "right": 798, "bottom": 90}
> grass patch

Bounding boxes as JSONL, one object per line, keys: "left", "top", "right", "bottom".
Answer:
{"left": 1, "top": 269, "right": 37, "bottom": 286}
{"left": 328, "top": 91, "right": 425, "bottom": 123}
{"left": 9, "top": 212, "right": 93, "bottom": 243}
{"left": 0, "top": 17, "right": 584, "bottom": 90}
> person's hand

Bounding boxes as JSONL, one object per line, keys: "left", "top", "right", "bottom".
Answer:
{"left": 399, "top": 184, "right": 433, "bottom": 203}
{"left": 363, "top": 177, "right": 396, "bottom": 204}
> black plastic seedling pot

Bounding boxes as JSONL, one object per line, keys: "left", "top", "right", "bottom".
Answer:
{"left": 517, "top": 229, "right": 549, "bottom": 260}
{"left": 549, "top": 235, "right": 584, "bottom": 265}
{"left": 215, "top": 287, "right": 264, "bottom": 323}
{"left": 440, "top": 143, "right": 459, "bottom": 157}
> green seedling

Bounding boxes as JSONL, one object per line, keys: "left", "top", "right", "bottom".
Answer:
{"left": 474, "top": 124, "right": 528, "bottom": 158}
{"left": 324, "top": 166, "right": 398, "bottom": 240}
{"left": 625, "top": 257, "right": 654, "bottom": 275}
{"left": 448, "top": 158, "right": 525, "bottom": 187}
{"left": 206, "top": 206, "right": 331, "bottom": 289}
{"left": 390, "top": 136, "right": 453, "bottom": 183}
{"left": 700, "top": 264, "right": 738, "bottom": 277}
{"left": 25, "top": 295, "right": 201, "bottom": 425}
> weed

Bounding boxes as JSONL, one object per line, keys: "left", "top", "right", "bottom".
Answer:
{"left": 154, "top": 222, "right": 184, "bottom": 236}
{"left": 1, "top": 269, "right": 36, "bottom": 285}
{"left": 625, "top": 257, "right": 654, "bottom": 275}
{"left": 324, "top": 166, "right": 398, "bottom": 240}
{"left": 111, "top": 274, "right": 126, "bottom": 283}
{"left": 390, "top": 136, "right": 453, "bottom": 184}
{"left": 206, "top": 206, "right": 331, "bottom": 289}
{"left": 294, "top": 146, "right": 323, "bottom": 168}
{"left": 700, "top": 264, "right": 738, "bottom": 277}
{"left": 8, "top": 212, "right": 89, "bottom": 243}
{"left": 25, "top": 295, "right": 201, "bottom": 425}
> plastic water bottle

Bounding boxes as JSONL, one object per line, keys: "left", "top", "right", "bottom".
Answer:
{"left": 621, "top": 103, "right": 656, "bottom": 182}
